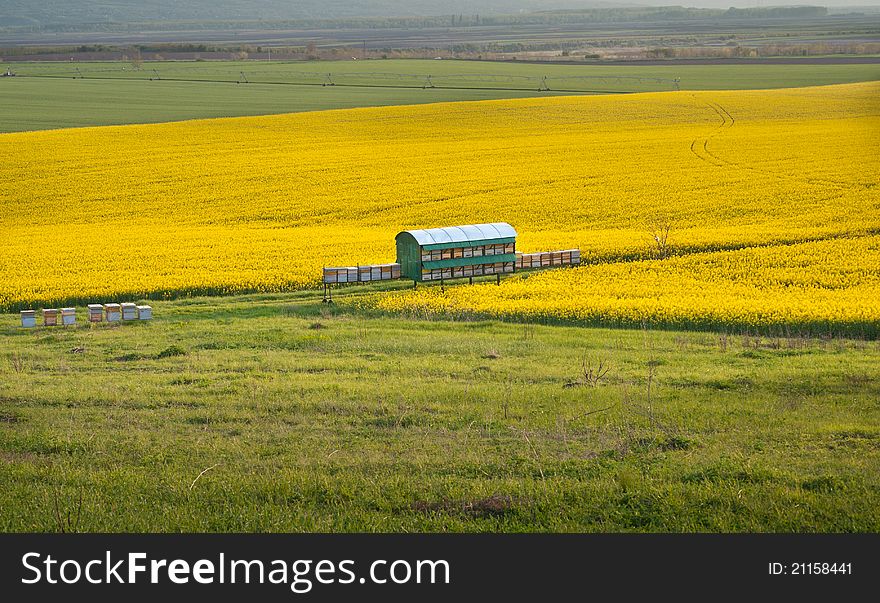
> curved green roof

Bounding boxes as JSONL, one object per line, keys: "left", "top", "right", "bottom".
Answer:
{"left": 396, "top": 223, "right": 517, "bottom": 246}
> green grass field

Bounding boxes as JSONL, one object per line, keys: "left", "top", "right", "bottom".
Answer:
{"left": 1, "top": 290, "right": 878, "bottom": 532}
{"left": 2, "top": 59, "right": 878, "bottom": 132}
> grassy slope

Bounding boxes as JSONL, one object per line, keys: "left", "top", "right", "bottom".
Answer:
{"left": 1, "top": 290, "right": 878, "bottom": 532}
{"left": 0, "top": 77, "right": 555, "bottom": 133}
{"left": 2, "top": 59, "right": 878, "bottom": 132}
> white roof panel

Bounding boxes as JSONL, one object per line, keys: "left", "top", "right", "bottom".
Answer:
{"left": 400, "top": 223, "right": 517, "bottom": 246}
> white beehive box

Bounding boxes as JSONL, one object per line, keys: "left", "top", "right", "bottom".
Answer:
{"left": 20, "top": 310, "right": 36, "bottom": 328}
{"left": 121, "top": 302, "right": 137, "bottom": 320}
{"left": 88, "top": 304, "right": 104, "bottom": 322}
{"left": 105, "top": 303, "right": 121, "bottom": 322}
{"left": 42, "top": 308, "right": 59, "bottom": 326}
{"left": 61, "top": 307, "right": 76, "bottom": 326}
{"left": 136, "top": 305, "right": 152, "bottom": 320}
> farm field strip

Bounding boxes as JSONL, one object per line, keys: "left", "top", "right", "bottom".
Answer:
{"left": 1, "top": 82, "right": 878, "bottom": 333}
{"left": 2, "top": 59, "right": 879, "bottom": 132}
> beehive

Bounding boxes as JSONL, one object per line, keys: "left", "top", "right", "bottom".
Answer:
{"left": 61, "top": 307, "right": 76, "bottom": 326}
{"left": 516, "top": 250, "right": 580, "bottom": 270}
{"left": 20, "top": 310, "right": 36, "bottom": 328}
{"left": 136, "top": 305, "right": 152, "bottom": 320}
{"left": 88, "top": 304, "right": 104, "bottom": 322}
{"left": 105, "top": 303, "right": 121, "bottom": 322}
{"left": 42, "top": 308, "right": 59, "bottom": 326}
{"left": 121, "top": 303, "right": 137, "bottom": 320}
{"left": 325, "top": 262, "right": 401, "bottom": 285}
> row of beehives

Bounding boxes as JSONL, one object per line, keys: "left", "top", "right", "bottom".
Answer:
{"left": 515, "top": 249, "right": 581, "bottom": 270}
{"left": 421, "top": 261, "right": 515, "bottom": 281}
{"left": 20, "top": 303, "right": 151, "bottom": 328}
{"left": 420, "top": 243, "right": 515, "bottom": 263}
{"left": 323, "top": 263, "right": 401, "bottom": 284}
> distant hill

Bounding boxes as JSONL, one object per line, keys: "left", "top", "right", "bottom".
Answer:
{"left": 0, "top": 1, "right": 628, "bottom": 28}
{"left": 0, "top": 1, "right": 834, "bottom": 29}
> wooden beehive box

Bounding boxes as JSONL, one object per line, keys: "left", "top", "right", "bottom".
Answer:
{"left": 137, "top": 305, "right": 152, "bottom": 320}
{"left": 42, "top": 308, "right": 59, "bottom": 326}
{"left": 88, "top": 304, "right": 104, "bottom": 322}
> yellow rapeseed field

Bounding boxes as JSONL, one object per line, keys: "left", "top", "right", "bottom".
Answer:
{"left": 1, "top": 82, "right": 878, "bottom": 332}
{"left": 370, "top": 236, "right": 880, "bottom": 335}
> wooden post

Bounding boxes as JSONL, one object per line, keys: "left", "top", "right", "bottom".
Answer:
{"left": 496, "top": 274, "right": 501, "bottom": 285}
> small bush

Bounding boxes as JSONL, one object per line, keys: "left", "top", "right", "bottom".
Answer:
{"left": 157, "top": 345, "right": 187, "bottom": 359}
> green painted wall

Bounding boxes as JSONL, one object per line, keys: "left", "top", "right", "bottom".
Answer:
{"left": 395, "top": 233, "right": 421, "bottom": 281}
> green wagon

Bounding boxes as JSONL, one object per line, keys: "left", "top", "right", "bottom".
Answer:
{"left": 395, "top": 223, "right": 518, "bottom": 283}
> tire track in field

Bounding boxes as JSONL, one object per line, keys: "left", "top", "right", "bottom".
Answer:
{"left": 688, "top": 100, "right": 730, "bottom": 168}
{"left": 691, "top": 100, "right": 872, "bottom": 191}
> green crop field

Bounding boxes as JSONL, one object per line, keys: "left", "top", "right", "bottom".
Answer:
{"left": 2, "top": 59, "right": 878, "bottom": 132}
{"left": 1, "top": 290, "right": 878, "bottom": 532}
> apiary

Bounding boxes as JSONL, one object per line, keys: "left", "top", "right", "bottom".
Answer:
{"left": 396, "top": 223, "right": 517, "bottom": 283}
